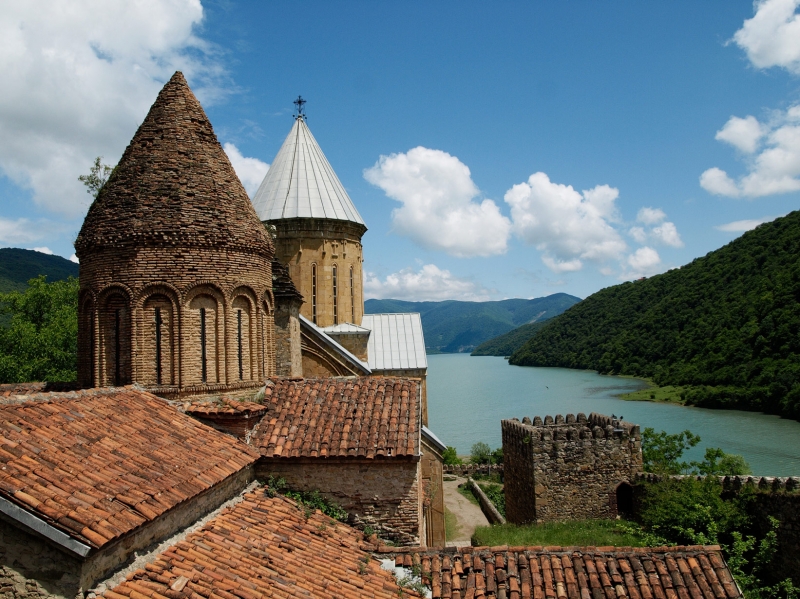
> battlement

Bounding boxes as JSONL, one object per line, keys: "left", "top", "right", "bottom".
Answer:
{"left": 636, "top": 473, "right": 800, "bottom": 493}
{"left": 504, "top": 412, "right": 640, "bottom": 442}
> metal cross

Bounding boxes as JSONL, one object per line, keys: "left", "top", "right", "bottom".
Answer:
{"left": 293, "top": 95, "right": 306, "bottom": 118}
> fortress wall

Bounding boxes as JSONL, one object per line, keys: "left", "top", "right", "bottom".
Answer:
{"left": 503, "top": 413, "right": 642, "bottom": 524}
{"left": 256, "top": 458, "right": 422, "bottom": 547}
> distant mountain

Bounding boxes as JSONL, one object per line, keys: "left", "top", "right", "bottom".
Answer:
{"left": 0, "top": 248, "right": 78, "bottom": 293}
{"left": 365, "top": 294, "right": 581, "bottom": 353}
{"left": 471, "top": 320, "right": 550, "bottom": 356}
{"left": 509, "top": 210, "right": 800, "bottom": 420}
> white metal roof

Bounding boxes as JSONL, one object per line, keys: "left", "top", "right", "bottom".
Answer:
{"left": 362, "top": 313, "right": 427, "bottom": 371}
{"left": 251, "top": 117, "right": 366, "bottom": 226}
{"left": 321, "top": 323, "right": 371, "bottom": 335}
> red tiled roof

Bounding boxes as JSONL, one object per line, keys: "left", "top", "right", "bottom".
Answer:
{"left": 381, "top": 545, "right": 741, "bottom": 599}
{"left": 253, "top": 377, "right": 420, "bottom": 459}
{"left": 104, "top": 490, "right": 415, "bottom": 599}
{"left": 183, "top": 398, "right": 268, "bottom": 418}
{"left": 0, "top": 387, "right": 259, "bottom": 549}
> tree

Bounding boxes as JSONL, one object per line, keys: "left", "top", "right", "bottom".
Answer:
{"left": 78, "top": 156, "right": 114, "bottom": 199}
{"left": 470, "top": 442, "right": 492, "bottom": 465}
{"left": 642, "top": 428, "right": 700, "bottom": 474}
{"left": 693, "top": 448, "right": 752, "bottom": 476}
{"left": 491, "top": 446, "right": 503, "bottom": 465}
{"left": 0, "top": 276, "right": 78, "bottom": 383}
{"left": 442, "top": 446, "right": 462, "bottom": 465}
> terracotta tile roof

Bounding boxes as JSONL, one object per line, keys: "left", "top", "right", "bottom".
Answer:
{"left": 0, "top": 387, "right": 259, "bottom": 549}
{"left": 104, "top": 490, "right": 413, "bottom": 599}
{"left": 183, "top": 398, "right": 268, "bottom": 418}
{"left": 253, "top": 377, "right": 420, "bottom": 459}
{"left": 0, "top": 382, "right": 80, "bottom": 397}
{"left": 74, "top": 71, "right": 272, "bottom": 256}
{"left": 380, "top": 545, "right": 741, "bottom": 599}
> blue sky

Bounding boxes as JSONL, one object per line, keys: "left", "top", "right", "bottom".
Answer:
{"left": 2, "top": 1, "right": 800, "bottom": 301}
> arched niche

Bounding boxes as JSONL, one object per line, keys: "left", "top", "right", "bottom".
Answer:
{"left": 231, "top": 294, "right": 255, "bottom": 382}
{"left": 77, "top": 291, "right": 96, "bottom": 388}
{"left": 98, "top": 288, "right": 132, "bottom": 387}
{"left": 141, "top": 293, "right": 177, "bottom": 386}
{"left": 186, "top": 288, "right": 223, "bottom": 385}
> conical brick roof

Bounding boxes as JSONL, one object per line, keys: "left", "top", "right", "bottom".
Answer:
{"left": 75, "top": 72, "right": 272, "bottom": 256}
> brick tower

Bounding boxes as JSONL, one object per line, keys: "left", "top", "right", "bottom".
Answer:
{"left": 75, "top": 72, "right": 275, "bottom": 396}
{"left": 251, "top": 107, "right": 367, "bottom": 328}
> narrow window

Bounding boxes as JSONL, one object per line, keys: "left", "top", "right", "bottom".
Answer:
{"left": 114, "top": 308, "right": 121, "bottom": 386}
{"left": 237, "top": 309, "right": 243, "bottom": 380}
{"left": 332, "top": 265, "right": 338, "bottom": 325}
{"left": 350, "top": 266, "right": 355, "bottom": 323}
{"left": 200, "top": 307, "right": 207, "bottom": 382}
{"left": 155, "top": 307, "right": 162, "bottom": 385}
{"left": 311, "top": 264, "right": 317, "bottom": 324}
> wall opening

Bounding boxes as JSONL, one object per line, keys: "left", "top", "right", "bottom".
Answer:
{"left": 100, "top": 292, "right": 131, "bottom": 386}
{"left": 232, "top": 296, "right": 253, "bottom": 381}
{"left": 615, "top": 482, "right": 633, "bottom": 516}
{"left": 143, "top": 294, "right": 174, "bottom": 386}
{"left": 332, "top": 264, "right": 338, "bottom": 325}
{"left": 350, "top": 266, "right": 355, "bottom": 323}
{"left": 311, "top": 263, "right": 317, "bottom": 324}
{"left": 188, "top": 294, "right": 219, "bottom": 385}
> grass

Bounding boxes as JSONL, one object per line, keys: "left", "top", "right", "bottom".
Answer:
{"left": 458, "top": 484, "right": 480, "bottom": 506}
{"left": 445, "top": 507, "right": 460, "bottom": 540}
{"left": 618, "top": 381, "right": 688, "bottom": 405}
{"left": 471, "top": 519, "right": 651, "bottom": 548}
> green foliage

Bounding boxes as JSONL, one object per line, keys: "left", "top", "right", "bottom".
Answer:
{"left": 508, "top": 211, "right": 800, "bottom": 420}
{"left": 470, "top": 442, "right": 492, "bottom": 465}
{"left": 457, "top": 484, "right": 479, "bottom": 506}
{"left": 78, "top": 156, "right": 114, "bottom": 199}
{"left": 365, "top": 294, "right": 580, "bottom": 353}
{"left": 264, "top": 476, "right": 347, "bottom": 521}
{"left": 642, "top": 428, "right": 751, "bottom": 475}
{"left": 471, "top": 321, "right": 548, "bottom": 356}
{"left": 0, "top": 276, "right": 78, "bottom": 383}
{"left": 491, "top": 446, "right": 503, "bottom": 465}
{"left": 478, "top": 482, "right": 505, "bottom": 517}
{"left": 642, "top": 428, "right": 700, "bottom": 474}
{"left": 444, "top": 508, "right": 460, "bottom": 540}
{"left": 442, "top": 446, "right": 462, "bottom": 465}
{"left": 472, "top": 519, "right": 651, "bottom": 548}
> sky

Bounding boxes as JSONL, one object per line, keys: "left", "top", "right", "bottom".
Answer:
{"left": 2, "top": 1, "right": 800, "bottom": 302}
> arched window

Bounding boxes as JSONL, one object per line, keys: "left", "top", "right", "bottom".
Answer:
{"left": 100, "top": 292, "right": 131, "bottom": 386}
{"left": 332, "top": 264, "right": 338, "bottom": 325}
{"left": 311, "top": 264, "right": 317, "bottom": 324}
{"left": 232, "top": 296, "right": 253, "bottom": 381}
{"left": 189, "top": 294, "right": 219, "bottom": 385}
{"left": 144, "top": 294, "right": 174, "bottom": 386}
{"left": 350, "top": 266, "right": 355, "bottom": 323}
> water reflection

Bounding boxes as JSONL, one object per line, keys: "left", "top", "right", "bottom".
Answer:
{"left": 427, "top": 354, "right": 800, "bottom": 476}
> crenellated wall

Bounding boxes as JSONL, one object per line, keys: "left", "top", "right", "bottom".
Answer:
{"left": 503, "top": 412, "right": 642, "bottom": 524}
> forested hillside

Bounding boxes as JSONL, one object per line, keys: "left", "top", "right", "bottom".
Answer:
{"left": 365, "top": 293, "right": 580, "bottom": 353}
{"left": 509, "top": 211, "right": 800, "bottom": 419}
{"left": 0, "top": 248, "right": 78, "bottom": 293}
{"left": 472, "top": 321, "right": 548, "bottom": 356}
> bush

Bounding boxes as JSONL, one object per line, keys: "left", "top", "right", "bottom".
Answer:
{"left": 478, "top": 482, "right": 505, "bottom": 517}
{"left": 442, "top": 446, "right": 462, "bottom": 465}
{"left": 642, "top": 427, "right": 751, "bottom": 475}
{"left": 491, "top": 446, "right": 503, "bottom": 465}
{"left": 470, "top": 442, "right": 492, "bottom": 465}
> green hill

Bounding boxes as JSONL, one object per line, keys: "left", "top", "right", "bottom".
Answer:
{"left": 509, "top": 210, "right": 800, "bottom": 420}
{"left": 365, "top": 293, "right": 580, "bottom": 353}
{"left": 0, "top": 248, "right": 78, "bottom": 293}
{"left": 471, "top": 320, "right": 549, "bottom": 356}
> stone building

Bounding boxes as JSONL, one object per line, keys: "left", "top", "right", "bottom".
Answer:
{"left": 502, "top": 412, "right": 642, "bottom": 524}
{"left": 74, "top": 72, "right": 275, "bottom": 397}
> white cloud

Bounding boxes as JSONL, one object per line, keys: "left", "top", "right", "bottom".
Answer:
{"left": 715, "top": 115, "right": 765, "bottom": 153}
{"left": 32, "top": 246, "right": 53, "bottom": 255}
{"left": 0, "top": 1, "right": 227, "bottom": 218}
{"left": 364, "top": 147, "right": 511, "bottom": 257}
{"left": 651, "top": 221, "right": 684, "bottom": 248}
{"left": 223, "top": 143, "right": 269, "bottom": 198}
{"left": 700, "top": 105, "right": 800, "bottom": 198}
{"left": 622, "top": 246, "right": 662, "bottom": 279}
{"left": 504, "top": 172, "right": 627, "bottom": 272}
{"left": 0, "top": 217, "right": 53, "bottom": 245}
{"left": 69, "top": 254, "right": 80, "bottom": 264}
{"left": 715, "top": 216, "right": 777, "bottom": 231}
{"left": 364, "top": 264, "right": 493, "bottom": 301}
{"left": 732, "top": 0, "right": 800, "bottom": 74}
{"left": 636, "top": 207, "right": 666, "bottom": 225}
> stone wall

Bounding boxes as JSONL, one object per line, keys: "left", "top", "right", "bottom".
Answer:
{"left": 503, "top": 413, "right": 642, "bottom": 524}
{"left": 271, "top": 218, "right": 366, "bottom": 328}
{"left": 326, "top": 331, "right": 369, "bottom": 362}
{"left": 420, "top": 438, "right": 445, "bottom": 548}
{"left": 635, "top": 474, "right": 800, "bottom": 583}
{"left": 0, "top": 466, "right": 254, "bottom": 599}
{"left": 256, "top": 458, "right": 421, "bottom": 546}
{"left": 273, "top": 299, "right": 302, "bottom": 377}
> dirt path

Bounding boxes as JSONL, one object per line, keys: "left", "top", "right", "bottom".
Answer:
{"left": 443, "top": 475, "right": 489, "bottom": 546}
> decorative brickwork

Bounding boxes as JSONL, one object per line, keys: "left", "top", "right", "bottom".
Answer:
{"left": 75, "top": 72, "right": 275, "bottom": 396}
{"left": 503, "top": 413, "right": 642, "bottom": 524}
{"left": 271, "top": 259, "right": 303, "bottom": 377}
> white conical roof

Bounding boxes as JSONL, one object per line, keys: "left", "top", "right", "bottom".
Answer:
{"left": 252, "top": 117, "right": 365, "bottom": 226}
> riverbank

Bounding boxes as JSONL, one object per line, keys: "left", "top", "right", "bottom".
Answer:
{"left": 615, "top": 379, "right": 689, "bottom": 405}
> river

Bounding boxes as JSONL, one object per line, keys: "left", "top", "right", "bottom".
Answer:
{"left": 426, "top": 353, "right": 800, "bottom": 476}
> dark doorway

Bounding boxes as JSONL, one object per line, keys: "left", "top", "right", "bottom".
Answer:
{"left": 615, "top": 482, "right": 634, "bottom": 516}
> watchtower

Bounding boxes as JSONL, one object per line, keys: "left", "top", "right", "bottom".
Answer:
{"left": 502, "top": 412, "right": 642, "bottom": 524}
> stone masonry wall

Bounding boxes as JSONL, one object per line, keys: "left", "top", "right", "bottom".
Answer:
{"left": 274, "top": 300, "right": 302, "bottom": 377}
{"left": 503, "top": 413, "right": 642, "bottom": 524}
{"left": 256, "top": 458, "right": 422, "bottom": 546}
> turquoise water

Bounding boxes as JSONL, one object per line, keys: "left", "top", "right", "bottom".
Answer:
{"left": 426, "top": 353, "right": 800, "bottom": 476}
